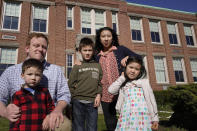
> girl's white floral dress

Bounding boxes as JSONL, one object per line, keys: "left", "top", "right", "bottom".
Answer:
{"left": 115, "top": 85, "right": 152, "bottom": 131}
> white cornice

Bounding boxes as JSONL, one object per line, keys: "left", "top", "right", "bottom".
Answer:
{"left": 128, "top": 12, "right": 197, "bottom": 24}
{"left": 65, "top": 1, "right": 119, "bottom": 11}
{"left": 18, "top": 0, "right": 55, "bottom": 5}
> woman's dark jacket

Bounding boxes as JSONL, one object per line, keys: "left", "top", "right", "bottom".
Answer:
{"left": 95, "top": 45, "right": 141, "bottom": 75}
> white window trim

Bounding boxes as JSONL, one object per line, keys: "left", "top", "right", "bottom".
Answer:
{"left": 175, "top": 23, "right": 181, "bottom": 46}
{"left": 1, "top": 1, "right": 22, "bottom": 32}
{"left": 189, "top": 25, "right": 197, "bottom": 47}
{"left": 66, "top": 53, "right": 74, "bottom": 79}
{"left": 130, "top": 17, "right": 144, "bottom": 43}
{"left": 0, "top": 47, "right": 18, "bottom": 64}
{"left": 80, "top": 8, "right": 106, "bottom": 35}
{"left": 66, "top": 6, "right": 74, "bottom": 29}
{"left": 173, "top": 57, "right": 187, "bottom": 84}
{"left": 154, "top": 56, "right": 169, "bottom": 84}
{"left": 31, "top": 4, "right": 49, "bottom": 34}
{"left": 149, "top": 20, "right": 163, "bottom": 45}
{"left": 112, "top": 12, "right": 119, "bottom": 35}
{"left": 167, "top": 22, "right": 181, "bottom": 47}
{"left": 190, "top": 58, "right": 197, "bottom": 83}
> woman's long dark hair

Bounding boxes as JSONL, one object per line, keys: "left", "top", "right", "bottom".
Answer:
{"left": 95, "top": 27, "right": 119, "bottom": 54}
{"left": 120, "top": 56, "right": 147, "bottom": 88}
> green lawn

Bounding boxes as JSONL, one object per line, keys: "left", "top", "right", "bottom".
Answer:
{"left": 0, "top": 113, "right": 187, "bottom": 131}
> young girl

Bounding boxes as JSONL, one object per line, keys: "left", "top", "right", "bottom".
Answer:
{"left": 108, "top": 57, "right": 159, "bottom": 131}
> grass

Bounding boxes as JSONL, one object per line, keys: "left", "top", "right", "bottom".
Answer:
{"left": 0, "top": 117, "right": 9, "bottom": 131}
{"left": 0, "top": 113, "right": 188, "bottom": 131}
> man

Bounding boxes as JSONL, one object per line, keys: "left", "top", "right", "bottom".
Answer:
{"left": 0, "top": 33, "right": 71, "bottom": 130}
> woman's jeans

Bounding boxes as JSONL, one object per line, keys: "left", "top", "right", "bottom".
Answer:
{"left": 72, "top": 99, "right": 98, "bottom": 131}
{"left": 101, "top": 101, "right": 117, "bottom": 131}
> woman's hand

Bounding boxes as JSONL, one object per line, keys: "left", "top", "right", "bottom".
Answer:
{"left": 121, "top": 56, "right": 129, "bottom": 67}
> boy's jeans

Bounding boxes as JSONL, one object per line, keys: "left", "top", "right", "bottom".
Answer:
{"left": 72, "top": 99, "right": 98, "bottom": 131}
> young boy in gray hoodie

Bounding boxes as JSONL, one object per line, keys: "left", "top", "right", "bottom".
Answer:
{"left": 68, "top": 37, "right": 103, "bottom": 131}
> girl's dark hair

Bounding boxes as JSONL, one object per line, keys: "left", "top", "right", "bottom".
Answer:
{"left": 95, "top": 27, "right": 119, "bottom": 53}
{"left": 121, "top": 56, "right": 147, "bottom": 88}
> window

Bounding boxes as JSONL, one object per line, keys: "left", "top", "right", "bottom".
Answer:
{"left": 184, "top": 24, "right": 195, "bottom": 46}
{"left": 81, "top": 8, "right": 91, "bottom": 34}
{"left": 190, "top": 58, "right": 197, "bottom": 82}
{"left": 167, "top": 22, "right": 178, "bottom": 45}
{"left": 95, "top": 10, "right": 105, "bottom": 33}
{"left": 32, "top": 5, "right": 48, "bottom": 33}
{"left": 67, "top": 6, "right": 73, "bottom": 29}
{"left": 112, "top": 12, "right": 118, "bottom": 34}
{"left": 149, "top": 20, "right": 162, "bottom": 43}
{"left": 66, "top": 54, "right": 74, "bottom": 78}
{"left": 81, "top": 8, "right": 105, "bottom": 35}
{"left": 130, "top": 17, "right": 143, "bottom": 41}
{"left": 173, "top": 58, "right": 186, "bottom": 82}
{"left": 154, "top": 56, "right": 168, "bottom": 83}
{"left": 2, "top": 1, "right": 21, "bottom": 30}
{"left": 0, "top": 47, "right": 17, "bottom": 75}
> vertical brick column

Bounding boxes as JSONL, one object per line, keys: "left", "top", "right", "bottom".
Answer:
{"left": 160, "top": 21, "right": 176, "bottom": 85}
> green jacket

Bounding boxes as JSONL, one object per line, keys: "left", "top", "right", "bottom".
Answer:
{"left": 68, "top": 60, "right": 103, "bottom": 102}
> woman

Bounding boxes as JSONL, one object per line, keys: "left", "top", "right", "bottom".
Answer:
{"left": 95, "top": 27, "right": 141, "bottom": 131}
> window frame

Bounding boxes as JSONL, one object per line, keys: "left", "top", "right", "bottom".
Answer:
{"left": 66, "top": 53, "right": 74, "bottom": 79}
{"left": 112, "top": 12, "right": 119, "bottom": 34}
{"left": 130, "top": 16, "right": 144, "bottom": 42}
{"left": 81, "top": 7, "right": 106, "bottom": 35}
{"left": 172, "top": 57, "right": 187, "bottom": 83}
{"left": 167, "top": 22, "right": 181, "bottom": 46}
{"left": 153, "top": 56, "right": 169, "bottom": 84}
{"left": 0, "top": 47, "right": 18, "bottom": 76}
{"left": 1, "top": 1, "right": 22, "bottom": 31}
{"left": 66, "top": 5, "right": 74, "bottom": 29}
{"left": 31, "top": 4, "right": 49, "bottom": 33}
{"left": 149, "top": 20, "right": 163, "bottom": 44}
{"left": 183, "top": 24, "right": 197, "bottom": 47}
{"left": 190, "top": 58, "right": 197, "bottom": 82}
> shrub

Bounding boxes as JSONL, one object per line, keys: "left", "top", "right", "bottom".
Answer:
{"left": 168, "top": 84, "right": 197, "bottom": 130}
{"left": 154, "top": 90, "right": 173, "bottom": 111}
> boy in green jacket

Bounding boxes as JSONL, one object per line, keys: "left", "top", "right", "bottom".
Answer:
{"left": 68, "top": 37, "right": 103, "bottom": 131}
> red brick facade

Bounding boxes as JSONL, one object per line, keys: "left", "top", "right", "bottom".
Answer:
{"left": 0, "top": 0, "right": 197, "bottom": 90}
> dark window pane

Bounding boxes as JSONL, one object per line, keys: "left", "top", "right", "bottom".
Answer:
{"left": 3, "top": 16, "right": 11, "bottom": 29}
{"left": 173, "top": 34, "right": 178, "bottom": 44}
{"left": 151, "top": 32, "right": 155, "bottom": 42}
{"left": 33, "top": 19, "right": 40, "bottom": 31}
{"left": 186, "top": 36, "right": 190, "bottom": 45}
{"left": 0, "top": 64, "right": 8, "bottom": 69}
{"left": 40, "top": 20, "right": 46, "bottom": 32}
{"left": 87, "top": 28, "right": 91, "bottom": 34}
{"left": 169, "top": 34, "right": 178, "bottom": 44}
{"left": 194, "top": 77, "right": 197, "bottom": 82}
{"left": 11, "top": 17, "right": 18, "bottom": 29}
{"left": 137, "top": 30, "right": 142, "bottom": 41}
{"left": 67, "top": 67, "right": 72, "bottom": 78}
{"left": 169, "top": 34, "right": 173, "bottom": 44}
{"left": 0, "top": 64, "right": 14, "bottom": 76}
{"left": 189, "top": 36, "right": 194, "bottom": 46}
{"left": 155, "top": 32, "right": 160, "bottom": 42}
{"left": 67, "top": 20, "right": 72, "bottom": 27}
{"left": 175, "top": 71, "right": 184, "bottom": 82}
{"left": 179, "top": 71, "right": 184, "bottom": 82}
{"left": 132, "top": 30, "right": 137, "bottom": 40}
{"left": 82, "top": 28, "right": 86, "bottom": 33}
{"left": 113, "top": 23, "right": 117, "bottom": 32}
